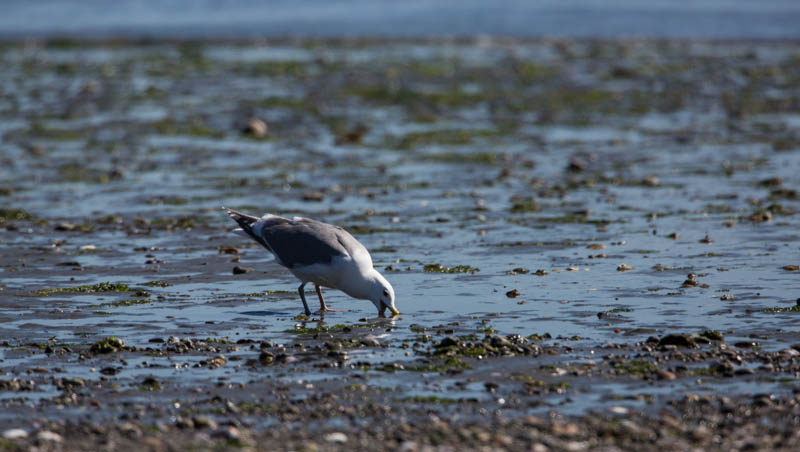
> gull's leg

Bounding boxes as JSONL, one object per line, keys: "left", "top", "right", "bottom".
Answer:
{"left": 298, "top": 282, "right": 311, "bottom": 316}
{"left": 315, "top": 284, "right": 347, "bottom": 313}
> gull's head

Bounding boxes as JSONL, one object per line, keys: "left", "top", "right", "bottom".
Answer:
{"left": 369, "top": 271, "right": 398, "bottom": 317}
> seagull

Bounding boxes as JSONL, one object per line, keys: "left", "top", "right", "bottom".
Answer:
{"left": 223, "top": 208, "right": 399, "bottom": 317}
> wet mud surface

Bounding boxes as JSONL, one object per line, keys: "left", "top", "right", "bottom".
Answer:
{"left": 1, "top": 38, "right": 800, "bottom": 450}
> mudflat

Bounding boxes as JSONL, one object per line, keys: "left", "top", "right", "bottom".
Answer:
{"left": 1, "top": 38, "right": 799, "bottom": 451}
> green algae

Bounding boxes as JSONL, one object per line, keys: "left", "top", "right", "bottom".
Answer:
{"left": 388, "top": 128, "right": 501, "bottom": 150}
{"left": 285, "top": 323, "right": 377, "bottom": 335}
{"left": 611, "top": 359, "right": 658, "bottom": 377}
{"left": 143, "top": 280, "right": 171, "bottom": 288}
{"left": 0, "top": 208, "right": 36, "bottom": 221}
{"left": 96, "top": 298, "right": 153, "bottom": 308}
{"left": 35, "top": 282, "right": 131, "bottom": 296}
{"left": 90, "top": 337, "right": 125, "bottom": 354}
{"left": 423, "top": 264, "right": 479, "bottom": 274}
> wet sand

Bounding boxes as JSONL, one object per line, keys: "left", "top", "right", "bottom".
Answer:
{"left": 1, "top": 38, "right": 799, "bottom": 450}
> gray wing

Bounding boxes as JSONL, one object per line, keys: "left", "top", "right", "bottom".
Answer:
{"left": 259, "top": 217, "right": 357, "bottom": 268}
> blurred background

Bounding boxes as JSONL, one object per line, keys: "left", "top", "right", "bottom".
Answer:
{"left": 2, "top": 0, "right": 800, "bottom": 39}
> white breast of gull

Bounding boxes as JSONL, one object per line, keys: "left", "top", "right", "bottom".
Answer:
{"left": 223, "top": 208, "right": 398, "bottom": 317}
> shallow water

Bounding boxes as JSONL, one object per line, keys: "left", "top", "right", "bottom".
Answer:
{"left": 0, "top": 38, "right": 799, "bottom": 425}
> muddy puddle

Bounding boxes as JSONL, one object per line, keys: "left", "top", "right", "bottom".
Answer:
{"left": 1, "top": 38, "right": 800, "bottom": 450}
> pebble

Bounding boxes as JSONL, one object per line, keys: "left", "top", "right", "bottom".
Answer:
{"left": 232, "top": 266, "right": 252, "bottom": 275}
{"left": 211, "top": 427, "right": 241, "bottom": 441}
{"left": 242, "top": 117, "right": 268, "bottom": 137}
{"left": 324, "top": 432, "right": 348, "bottom": 443}
{"left": 656, "top": 369, "right": 677, "bottom": 380}
{"left": 360, "top": 337, "right": 381, "bottom": 347}
{"left": 608, "top": 405, "right": 629, "bottom": 415}
{"left": 2, "top": 429, "right": 28, "bottom": 440}
{"left": 36, "top": 430, "right": 63, "bottom": 442}
{"left": 192, "top": 416, "right": 218, "bottom": 430}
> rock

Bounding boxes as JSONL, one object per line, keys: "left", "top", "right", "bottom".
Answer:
{"left": 491, "top": 335, "right": 512, "bottom": 348}
{"left": 232, "top": 266, "right": 252, "bottom": 275}
{"left": 90, "top": 337, "right": 125, "bottom": 354}
{"left": 242, "top": 117, "right": 268, "bottom": 138}
{"left": 141, "top": 376, "right": 160, "bottom": 389}
{"left": 700, "top": 330, "right": 724, "bottom": 341}
{"left": 62, "top": 377, "right": 85, "bottom": 387}
{"left": 506, "top": 289, "right": 520, "bottom": 298}
{"left": 360, "top": 337, "right": 381, "bottom": 347}
{"left": 437, "top": 337, "right": 460, "bottom": 348}
{"left": 567, "top": 157, "right": 587, "bottom": 172}
{"left": 710, "top": 361, "right": 734, "bottom": 375}
{"left": 54, "top": 222, "right": 75, "bottom": 231}
{"left": 608, "top": 406, "right": 629, "bottom": 415}
{"left": 259, "top": 351, "right": 274, "bottom": 364}
{"left": 656, "top": 369, "right": 676, "bottom": 380}
{"left": 175, "top": 417, "right": 195, "bottom": 429}
{"left": 192, "top": 416, "right": 218, "bottom": 430}
{"left": 36, "top": 430, "right": 63, "bottom": 442}
{"left": 658, "top": 334, "right": 696, "bottom": 348}
{"left": 118, "top": 422, "right": 142, "bottom": 437}
{"left": 324, "top": 432, "right": 348, "bottom": 443}
{"left": 2, "top": 428, "right": 28, "bottom": 440}
{"left": 302, "top": 191, "right": 325, "bottom": 202}
{"left": 100, "top": 366, "right": 118, "bottom": 375}
{"left": 211, "top": 427, "right": 241, "bottom": 441}
{"left": 617, "top": 264, "right": 634, "bottom": 271}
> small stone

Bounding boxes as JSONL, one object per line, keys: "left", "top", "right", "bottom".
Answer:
{"left": 491, "top": 335, "right": 512, "bottom": 348}
{"left": 617, "top": 264, "right": 634, "bottom": 271}
{"left": 642, "top": 175, "right": 660, "bottom": 187}
{"left": 608, "top": 406, "right": 629, "bottom": 415}
{"left": 506, "top": 289, "right": 520, "bottom": 298}
{"left": 192, "top": 416, "right": 218, "bottom": 430}
{"left": 720, "top": 293, "right": 735, "bottom": 301}
{"left": 118, "top": 422, "right": 141, "bottom": 437}
{"left": 54, "top": 222, "right": 75, "bottom": 231}
{"left": 36, "top": 431, "right": 63, "bottom": 442}
{"left": 2, "top": 429, "right": 28, "bottom": 440}
{"left": 211, "top": 427, "right": 241, "bottom": 441}
{"left": 242, "top": 117, "right": 268, "bottom": 138}
{"left": 711, "top": 361, "right": 734, "bottom": 375}
{"left": 658, "top": 334, "right": 696, "bottom": 348}
{"left": 232, "top": 266, "right": 252, "bottom": 275}
{"left": 324, "top": 432, "right": 348, "bottom": 443}
{"left": 656, "top": 369, "right": 676, "bottom": 380}
{"left": 258, "top": 351, "right": 274, "bottom": 364}
{"left": 302, "top": 191, "right": 325, "bottom": 202}
{"left": 62, "top": 377, "right": 85, "bottom": 387}
{"left": 700, "top": 330, "right": 724, "bottom": 341}
{"left": 360, "top": 337, "right": 381, "bottom": 347}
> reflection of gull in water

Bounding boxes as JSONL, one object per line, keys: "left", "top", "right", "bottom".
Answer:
{"left": 223, "top": 208, "right": 399, "bottom": 317}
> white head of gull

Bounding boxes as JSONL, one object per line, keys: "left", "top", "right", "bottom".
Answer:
{"left": 223, "top": 207, "right": 399, "bottom": 317}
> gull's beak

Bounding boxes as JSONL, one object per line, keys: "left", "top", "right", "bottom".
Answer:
{"left": 379, "top": 303, "right": 400, "bottom": 317}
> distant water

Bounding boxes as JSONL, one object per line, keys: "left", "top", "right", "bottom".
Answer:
{"left": 1, "top": 0, "right": 800, "bottom": 40}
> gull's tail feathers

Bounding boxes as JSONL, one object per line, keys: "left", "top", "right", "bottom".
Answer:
{"left": 222, "top": 207, "right": 276, "bottom": 253}
{"left": 223, "top": 207, "right": 260, "bottom": 233}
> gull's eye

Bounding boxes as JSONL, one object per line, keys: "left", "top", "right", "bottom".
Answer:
{"left": 382, "top": 289, "right": 389, "bottom": 297}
